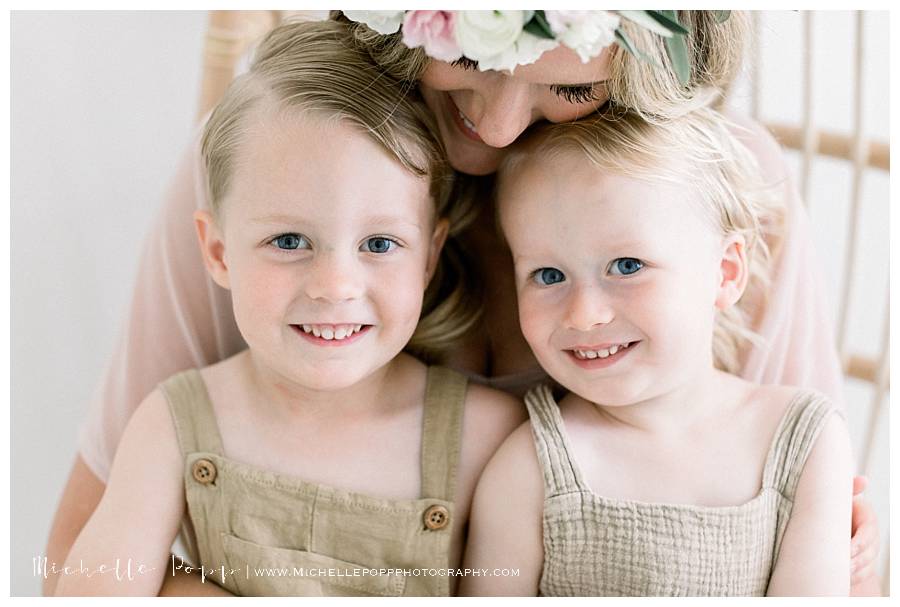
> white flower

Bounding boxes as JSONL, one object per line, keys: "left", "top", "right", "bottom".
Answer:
{"left": 454, "top": 11, "right": 526, "bottom": 64}
{"left": 343, "top": 10, "right": 405, "bottom": 35}
{"left": 476, "top": 32, "right": 559, "bottom": 73}
{"left": 545, "top": 10, "right": 620, "bottom": 63}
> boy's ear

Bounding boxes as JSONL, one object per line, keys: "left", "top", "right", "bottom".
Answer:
{"left": 715, "top": 233, "right": 748, "bottom": 310}
{"left": 193, "top": 209, "right": 230, "bottom": 290}
{"left": 425, "top": 218, "right": 450, "bottom": 284}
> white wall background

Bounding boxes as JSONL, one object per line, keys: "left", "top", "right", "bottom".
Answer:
{"left": 11, "top": 11, "right": 207, "bottom": 596}
{"left": 728, "top": 12, "right": 891, "bottom": 596}
{"left": 10, "top": 11, "right": 890, "bottom": 596}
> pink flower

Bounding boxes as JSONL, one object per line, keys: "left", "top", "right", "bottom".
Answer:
{"left": 401, "top": 11, "right": 462, "bottom": 62}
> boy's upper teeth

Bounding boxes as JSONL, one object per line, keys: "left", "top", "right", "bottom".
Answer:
{"left": 574, "top": 342, "right": 631, "bottom": 360}
{"left": 300, "top": 324, "right": 363, "bottom": 340}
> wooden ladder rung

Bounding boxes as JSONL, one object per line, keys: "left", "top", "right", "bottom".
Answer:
{"left": 845, "top": 353, "right": 887, "bottom": 386}
{"left": 766, "top": 123, "right": 890, "bottom": 171}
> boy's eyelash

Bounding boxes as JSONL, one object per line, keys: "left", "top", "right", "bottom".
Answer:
{"left": 550, "top": 84, "right": 601, "bottom": 104}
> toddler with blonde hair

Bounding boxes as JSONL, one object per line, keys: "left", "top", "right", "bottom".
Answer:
{"left": 57, "top": 20, "right": 523, "bottom": 597}
{"left": 463, "top": 108, "right": 852, "bottom": 596}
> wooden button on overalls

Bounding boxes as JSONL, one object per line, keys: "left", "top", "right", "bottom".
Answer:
{"left": 192, "top": 458, "right": 217, "bottom": 485}
{"left": 423, "top": 505, "right": 449, "bottom": 530}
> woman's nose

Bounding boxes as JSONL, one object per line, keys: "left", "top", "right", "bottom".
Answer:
{"left": 564, "top": 284, "right": 615, "bottom": 331}
{"left": 475, "top": 81, "right": 533, "bottom": 149}
{"left": 304, "top": 252, "right": 364, "bottom": 302}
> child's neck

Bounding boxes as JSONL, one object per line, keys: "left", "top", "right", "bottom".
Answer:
{"left": 240, "top": 350, "right": 407, "bottom": 422}
{"left": 588, "top": 366, "right": 738, "bottom": 437}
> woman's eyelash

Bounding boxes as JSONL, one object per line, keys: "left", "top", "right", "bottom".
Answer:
{"left": 451, "top": 56, "right": 479, "bottom": 71}
{"left": 450, "top": 57, "right": 599, "bottom": 105}
{"left": 550, "top": 84, "right": 601, "bottom": 104}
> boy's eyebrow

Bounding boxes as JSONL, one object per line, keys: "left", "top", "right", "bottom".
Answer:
{"left": 249, "top": 213, "right": 423, "bottom": 230}
{"left": 364, "top": 215, "right": 424, "bottom": 230}
{"left": 249, "top": 214, "right": 303, "bottom": 224}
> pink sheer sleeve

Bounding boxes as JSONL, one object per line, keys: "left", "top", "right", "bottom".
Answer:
{"left": 728, "top": 112, "right": 844, "bottom": 405}
{"left": 77, "top": 127, "right": 246, "bottom": 482}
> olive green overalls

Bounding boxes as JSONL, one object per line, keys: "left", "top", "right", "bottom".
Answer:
{"left": 160, "top": 366, "right": 467, "bottom": 596}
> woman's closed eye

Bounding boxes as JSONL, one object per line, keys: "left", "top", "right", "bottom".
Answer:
{"left": 449, "top": 56, "right": 603, "bottom": 105}
{"left": 549, "top": 84, "right": 603, "bottom": 104}
{"left": 608, "top": 257, "right": 643, "bottom": 276}
{"left": 532, "top": 267, "right": 566, "bottom": 286}
{"left": 451, "top": 56, "right": 479, "bottom": 71}
{"left": 269, "top": 233, "right": 310, "bottom": 251}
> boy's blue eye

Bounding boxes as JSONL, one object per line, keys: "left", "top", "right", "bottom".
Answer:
{"left": 610, "top": 258, "right": 643, "bottom": 276}
{"left": 362, "top": 237, "right": 396, "bottom": 254}
{"left": 534, "top": 267, "right": 566, "bottom": 286}
{"left": 272, "top": 233, "right": 308, "bottom": 250}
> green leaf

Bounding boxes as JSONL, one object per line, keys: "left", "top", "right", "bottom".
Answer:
{"left": 616, "top": 10, "right": 674, "bottom": 38}
{"left": 615, "top": 29, "right": 663, "bottom": 69}
{"left": 646, "top": 10, "right": 691, "bottom": 35}
{"left": 523, "top": 10, "right": 555, "bottom": 40}
{"left": 664, "top": 33, "right": 691, "bottom": 86}
{"left": 713, "top": 10, "right": 731, "bottom": 24}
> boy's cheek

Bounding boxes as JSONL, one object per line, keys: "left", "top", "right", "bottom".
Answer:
{"left": 232, "top": 264, "right": 296, "bottom": 308}
{"left": 517, "top": 298, "right": 554, "bottom": 346}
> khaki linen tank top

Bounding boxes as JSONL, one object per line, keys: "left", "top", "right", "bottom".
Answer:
{"left": 160, "top": 366, "right": 467, "bottom": 597}
{"left": 525, "top": 385, "right": 839, "bottom": 596}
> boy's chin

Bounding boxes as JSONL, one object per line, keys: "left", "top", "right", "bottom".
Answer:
{"left": 291, "top": 366, "right": 376, "bottom": 393}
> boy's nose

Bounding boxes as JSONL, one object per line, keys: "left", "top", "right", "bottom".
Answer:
{"left": 304, "top": 252, "right": 364, "bottom": 302}
{"left": 564, "top": 284, "right": 615, "bottom": 331}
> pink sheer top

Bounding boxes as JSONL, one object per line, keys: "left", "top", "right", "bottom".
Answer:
{"left": 77, "top": 116, "right": 844, "bottom": 482}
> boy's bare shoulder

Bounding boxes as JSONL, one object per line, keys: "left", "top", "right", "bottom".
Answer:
{"left": 498, "top": 419, "right": 541, "bottom": 459}
{"left": 478, "top": 419, "right": 543, "bottom": 495}
{"left": 463, "top": 381, "right": 528, "bottom": 436}
{"left": 748, "top": 382, "right": 835, "bottom": 418}
{"left": 131, "top": 386, "right": 177, "bottom": 436}
{"left": 107, "top": 387, "right": 182, "bottom": 484}
{"left": 735, "top": 379, "right": 840, "bottom": 448}
{"left": 198, "top": 350, "right": 247, "bottom": 389}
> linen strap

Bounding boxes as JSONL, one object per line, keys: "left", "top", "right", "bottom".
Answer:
{"left": 160, "top": 369, "right": 226, "bottom": 457}
{"left": 524, "top": 384, "right": 589, "bottom": 497}
{"left": 420, "top": 366, "right": 468, "bottom": 501}
{"left": 761, "top": 390, "right": 838, "bottom": 498}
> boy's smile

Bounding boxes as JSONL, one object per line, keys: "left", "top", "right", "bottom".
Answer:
{"left": 566, "top": 340, "right": 640, "bottom": 368}
{"left": 291, "top": 323, "right": 371, "bottom": 345}
{"left": 195, "top": 111, "right": 446, "bottom": 393}
{"left": 498, "top": 147, "right": 727, "bottom": 408}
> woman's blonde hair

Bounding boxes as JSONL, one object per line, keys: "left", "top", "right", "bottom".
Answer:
{"left": 335, "top": 11, "right": 749, "bottom": 120}
{"left": 201, "top": 19, "right": 480, "bottom": 361}
{"left": 496, "top": 108, "right": 783, "bottom": 374}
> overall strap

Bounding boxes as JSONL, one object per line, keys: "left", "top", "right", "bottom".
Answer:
{"left": 420, "top": 366, "right": 468, "bottom": 501}
{"left": 524, "top": 384, "right": 589, "bottom": 497}
{"left": 761, "top": 390, "right": 839, "bottom": 498}
{"left": 159, "top": 369, "right": 226, "bottom": 457}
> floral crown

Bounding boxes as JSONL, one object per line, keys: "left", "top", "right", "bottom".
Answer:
{"left": 342, "top": 10, "right": 730, "bottom": 84}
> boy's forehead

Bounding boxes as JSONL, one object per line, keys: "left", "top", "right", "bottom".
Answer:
{"left": 224, "top": 111, "right": 432, "bottom": 223}
{"left": 500, "top": 156, "right": 707, "bottom": 241}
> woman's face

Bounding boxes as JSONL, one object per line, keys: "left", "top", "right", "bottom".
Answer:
{"left": 419, "top": 44, "right": 613, "bottom": 175}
